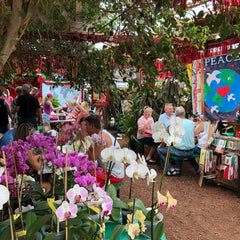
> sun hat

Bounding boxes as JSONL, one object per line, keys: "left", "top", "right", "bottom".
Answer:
{"left": 22, "top": 84, "right": 31, "bottom": 92}
{"left": 47, "top": 93, "right": 53, "bottom": 97}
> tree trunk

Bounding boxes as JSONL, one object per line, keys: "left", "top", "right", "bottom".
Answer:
{"left": 0, "top": 0, "right": 23, "bottom": 73}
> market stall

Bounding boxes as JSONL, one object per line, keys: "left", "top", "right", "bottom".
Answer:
{"left": 191, "top": 51, "right": 240, "bottom": 197}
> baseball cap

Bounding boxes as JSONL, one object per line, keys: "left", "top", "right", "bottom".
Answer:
{"left": 47, "top": 93, "right": 53, "bottom": 97}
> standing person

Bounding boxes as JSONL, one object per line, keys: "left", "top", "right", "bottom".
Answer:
{"left": 42, "top": 93, "right": 62, "bottom": 130}
{"left": 137, "top": 106, "right": 158, "bottom": 164}
{"left": 11, "top": 86, "right": 23, "bottom": 130}
{"left": 30, "top": 87, "right": 40, "bottom": 98}
{"left": 2, "top": 89, "right": 13, "bottom": 129}
{"left": 0, "top": 89, "right": 12, "bottom": 134}
{"left": 157, "top": 106, "right": 195, "bottom": 176}
{"left": 12, "top": 84, "right": 42, "bottom": 130}
{"left": 158, "top": 103, "right": 175, "bottom": 128}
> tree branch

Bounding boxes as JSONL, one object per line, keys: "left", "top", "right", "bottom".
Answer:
{"left": 0, "top": 0, "right": 23, "bottom": 72}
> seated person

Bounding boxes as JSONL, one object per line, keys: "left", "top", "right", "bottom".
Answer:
{"left": 15, "top": 123, "right": 51, "bottom": 192}
{"left": 137, "top": 106, "right": 158, "bottom": 163}
{"left": 0, "top": 129, "right": 15, "bottom": 149}
{"left": 65, "top": 100, "right": 76, "bottom": 115}
{"left": 85, "top": 115, "right": 124, "bottom": 187}
{"left": 67, "top": 118, "right": 91, "bottom": 154}
{"left": 71, "top": 95, "right": 89, "bottom": 122}
{"left": 188, "top": 115, "right": 211, "bottom": 174}
{"left": 158, "top": 103, "right": 175, "bottom": 128}
{"left": 157, "top": 106, "right": 196, "bottom": 176}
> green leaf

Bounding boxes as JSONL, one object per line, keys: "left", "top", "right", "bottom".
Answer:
{"left": 106, "top": 184, "right": 117, "bottom": 200}
{"left": 109, "top": 224, "right": 125, "bottom": 240}
{"left": 112, "top": 181, "right": 123, "bottom": 191}
{"left": 26, "top": 214, "right": 52, "bottom": 240}
{"left": 125, "top": 198, "right": 147, "bottom": 216}
{"left": 110, "top": 207, "right": 121, "bottom": 221}
{"left": 25, "top": 212, "right": 37, "bottom": 231}
{"left": 0, "top": 220, "right": 11, "bottom": 230}
{"left": 153, "top": 222, "right": 165, "bottom": 240}
{"left": 34, "top": 201, "right": 51, "bottom": 211}
{"left": 0, "top": 226, "right": 11, "bottom": 239}
{"left": 25, "top": 181, "right": 45, "bottom": 196}
{"left": 113, "top": 199, "right": 128, "bottom": 209}
{"left": 44, "top": 232, "right": 57, "bottom": 240}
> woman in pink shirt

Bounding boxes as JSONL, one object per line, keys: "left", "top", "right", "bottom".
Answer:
{"left": 137, "top": 106, "right": 158, "bottom": 163}
{"left": 42, "top": 93, "right": 62, "bottom": 130}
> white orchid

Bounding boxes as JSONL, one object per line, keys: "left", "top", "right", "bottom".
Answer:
{"left": 0, "top": 166, "right": 4, "bottom": 177}
{"left": 100, "top": 146, "right": 117, "bottom": 163}
{"left": 114, "top": 148, "right": 137, "bottom": 164}
{"left": 151, "top": 120, "right": 166, "bottom": 133}
{"left": 15, "top": 204, "right": 34, "bottom": 214}
{"left": 169, "top": 117, "right": 185, "bottom": 138}
{"left": 126, "top": 162, "right": 148, "bottom": 179}
{"left": 0, "top": 185, "right": 10, "bottom": 210}
{"left": 152, "top": 131, "right": 169, "bottom": 143}
{"left": 152, "top": 116, "right": 185, "bottom": 146}
{"left": 0, "top": 167, "right": 10, "bottom": 209}
{"left": 126, "top": 155, "right": 148, "bottom": 180}
{"left": 147, "top": 168, "right": 157, "bottom": 185}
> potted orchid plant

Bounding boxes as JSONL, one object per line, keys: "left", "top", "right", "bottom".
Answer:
{"left": 99, "top": 146, "right": 166, "bottom": 240}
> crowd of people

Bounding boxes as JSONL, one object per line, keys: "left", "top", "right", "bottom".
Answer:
{"left": 0, "top": 84, "right": 123, "bottom": 192}
{"left": 0, "top": 84, "right": 209, "bottom": 193}
{"left": 137, "top": 103, "right": 210, "bottom": 176}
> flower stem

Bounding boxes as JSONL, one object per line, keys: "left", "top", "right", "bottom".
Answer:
{"left": 129, "top": 178, "right": 133, "bottom": 199}
{"left": 151, "top": 181, "right": 155, "bottom": 240}
{"left": 132, "top": 198, "right": 135, "bottom": 223}
{"left": 159, "top": 145, "right": 171, "bottom": 192}
{"left": 104, "top": 161, "right": 115, "bottom": 191}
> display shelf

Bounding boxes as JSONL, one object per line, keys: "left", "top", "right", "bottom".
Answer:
{"left": 202, "top": 133, "right": 240, "bottom": 197}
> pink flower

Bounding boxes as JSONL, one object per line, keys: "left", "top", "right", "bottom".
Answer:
{"left": 101, "top": 196, "right": 113, "bottom": 217}
{"left": 56, "top": 201, "right": 78, "bottom": 222}
{"left": 67, "top": 184, "right": 88, "bottom": 204}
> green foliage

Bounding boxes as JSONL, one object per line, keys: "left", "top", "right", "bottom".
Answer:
{"left": 153, "top": 222, "right": 165, "bottom": 240}
{"left": 51, "top": 96, "right": 60, "bottom": 108}
{"left": 109, "top": 224, "right": 125, "bottom": 240}
{"left": 22, "top": 181, "right": 51, "bottom": 201}
{"left": 26, "top": 214, "right": 52, "bottom": 240}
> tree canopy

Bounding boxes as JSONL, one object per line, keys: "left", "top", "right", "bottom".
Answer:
{"left": 1, "top": 0, "right": 240, "bottom": 91}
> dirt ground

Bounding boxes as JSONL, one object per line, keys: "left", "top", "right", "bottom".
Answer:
{"left": 117, "top": 136, "right": 240, "bottom": 240}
